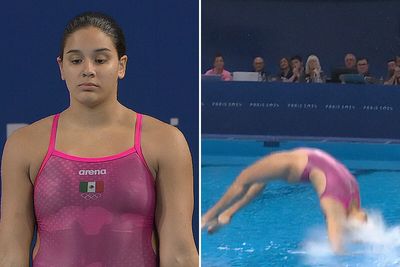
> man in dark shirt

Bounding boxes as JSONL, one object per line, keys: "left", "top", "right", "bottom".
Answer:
{"left": 330, "top": 53, "right": 358, "bottom": 83}
{"left": 356, "top": 57, "right": 376, "bottom": 84}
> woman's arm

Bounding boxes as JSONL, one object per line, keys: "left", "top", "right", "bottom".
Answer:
{"left": 0, "top": 129, "right": 35, "bottom": 266}
{"left": 320, "top": 198, "right": 347, "bottom": 254}
{"left": 154, "top": 126, "right": 198, "bottom": 267}
{"left": 285, "top": 72, "right": 297, "bottom": 83}
{"left": 325, "top": 215, "right": 344, "bottom": 253}
{"left": 384, "top": 75, "right": 395, "bottom": 85}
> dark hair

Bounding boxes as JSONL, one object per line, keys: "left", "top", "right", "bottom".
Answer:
{"left": 357, "top": 57, "right": 369, "bottom": 63}
{"left": 59, "top": 12, "right": 126, "bottom": 59}
{"left": 387, "top": 58, "right": 396, "bottom": 63}
{"left": 214, "top": 53, "right": 224, "bottom": 59}
{"left": 290, "top": 55, "right": 302, "bottom": 62}
{"left": 280, "top": 57, "right": 290, "bottom": 63}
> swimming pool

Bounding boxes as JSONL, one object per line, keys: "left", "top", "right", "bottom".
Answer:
{"left": 201, "top": 139, "right": 400, "bottom": 267}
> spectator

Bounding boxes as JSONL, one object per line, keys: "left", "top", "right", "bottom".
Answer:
{"left": 330, "top": 53, "right": 357, "bottom": 83}
{"left": 384, "top": 66, "right": 400, "bottom": 85}
{"left": 396, "top": 55, "right": 400, "bottom": 67}
{"left": 205, "top": 53, "right": 233, "bottom": 81}
{"left": 305, "top": 55, "right": 325, "bottom": 83}
{"left": 344, "top": 53, "right": 357, "bottom": 70}
{"left": 286, "top": 55, "right": 305, "bottom": 83}
{"left": 385, "top": 59, "right": 396, "bottom": 82}
{"left": 278, "top": 57, "right": 293, "bottom": 81}
{"left": 253, "top": 56, "right": 267, "bottom": 81}
{"left": 356, "top": 57, "right": 376, "bottom": 84}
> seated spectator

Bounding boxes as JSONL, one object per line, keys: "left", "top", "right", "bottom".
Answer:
{"left": 385, "top": 59, "right": 396, "bottom": 82}
{"left": 305, "top": 55, "right": 325, "bottom": 83}
{"left": 253, "top": 56, "right": 267, "bottom": 81}
{"left": 396, "top": 55, "right": 400, "bottom": 67}
{"left": 356, "top": 57, "right": 376, "bottom": 84}
{"left": 330, "top": 53, "right": 357, "bottom": 83}
{"left": 205, "top": 53, "right": 233, "bottom": 81}
{"left": 344, "top": 53, "right": 357, "bottom": 70}
{"left": 384, "top": 66, "right": 400, "bottom": 85}
{"left": 285, "top": 55, "right": 305, "bottom": 83}
{"left": 278, "top": 57, "right": 293, "bottom": 81}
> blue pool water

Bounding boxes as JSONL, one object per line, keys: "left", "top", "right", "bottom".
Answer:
{"left": 201, "top": 139, "right": 400, "bottom": 267}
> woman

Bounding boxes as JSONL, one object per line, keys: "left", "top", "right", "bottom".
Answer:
{"left": 384, "top": 66, "right": 400, "bottom": 85}
{"left": 278, "top": 57, "right": 293, "bottom": 81}
{"left": 204, "top": 53, "right": 233, "bottom": 81}
{"left": 305, "top": 54, "right": 325, "bottom": 83}
{"left": 202, "top": 148, "right": 367, "bottom": 253}
{"left": 0, "top": 12, "right": 198, "bottom": 266}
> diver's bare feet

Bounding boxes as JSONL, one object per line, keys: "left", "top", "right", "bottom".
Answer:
{"left": 201, "top": 214, "right": 215, "bottom": 230}
{"left": 218, "top": 211, "right": 232, "bottom": 225}
{"left": 201, "top": 217, "right": 207, "bottom": 229}
{"left": 206, "top": 218, "right": 219, "bottom": 233}
{"left": 207, "top": 211, "right": 232, "bottom": 234}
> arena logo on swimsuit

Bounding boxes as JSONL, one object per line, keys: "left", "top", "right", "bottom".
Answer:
{"left": 78, "top": 169, "right": 107, "bottom": 175}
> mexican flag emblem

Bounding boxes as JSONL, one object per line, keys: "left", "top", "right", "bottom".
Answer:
{"left": 79, "top": 181, "right": 104, "bottom": 193}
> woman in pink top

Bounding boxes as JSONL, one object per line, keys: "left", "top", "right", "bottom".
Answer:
{"left": 204, "top": 54, "right": 233, "bottom": 81}
{"left": 202, "top": 148, "right": 367, "bottom": 253}
{"left": 0, "top": 12, "right": 198, "bottom": 267}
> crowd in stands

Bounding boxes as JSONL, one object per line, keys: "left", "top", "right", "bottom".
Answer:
{"left": 204, "top": 53, "right": 400, "bottom": 85}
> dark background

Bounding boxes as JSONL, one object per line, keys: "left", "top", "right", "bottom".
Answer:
{"left": 202, "top": 0, "right": 400, "bottom": 78}
{"left": 0, "top": 0, "right": 199, "bottom": 249}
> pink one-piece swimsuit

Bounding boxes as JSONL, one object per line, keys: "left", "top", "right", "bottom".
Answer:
{"left": 299, "top": 148, "right": 361, "bottom": 211}
{"left": 33, "top": 113, "right": 157, "bottom": 267}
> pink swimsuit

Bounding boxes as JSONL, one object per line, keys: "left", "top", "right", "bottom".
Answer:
{"left": 299, "top": 148, "right": 360, "bottom": 211}
{"left": 33, "top": 113, "right": 157, "bottom": 267}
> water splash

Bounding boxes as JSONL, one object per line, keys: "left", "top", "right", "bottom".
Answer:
{"left": 299, "top": 211, "right": 400, "bottom": 267}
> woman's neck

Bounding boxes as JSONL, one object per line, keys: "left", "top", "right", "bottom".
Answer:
{"left": 64, "top": 98, "right": 127, "bottom": 128}
{"left": 214, "top": 68, "right": 223, "bottom": 74}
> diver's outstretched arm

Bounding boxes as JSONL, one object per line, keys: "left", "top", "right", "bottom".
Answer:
{"left": 325, "top": 215, "right": 345, "bottom": 254}
{"left": 320, "top": 198, "right": 347, "bottom": 254}
{"left": 202, "top": 151, "right": 294, "bottom": 230}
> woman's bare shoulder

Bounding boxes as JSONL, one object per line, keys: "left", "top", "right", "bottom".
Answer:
{"left": 4, "top": 115, "right": 54, "bottom": 162}
{"left": 7, "top": 116, "right": 53, "bottom": 144}
{"left": 141, "top": 114, "right": 186, "bottom": 143}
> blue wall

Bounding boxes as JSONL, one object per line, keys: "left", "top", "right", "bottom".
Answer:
{"left": 0, "top": 0, "right": 198, "bottom": 248}
{"left": 202, "top": 81, "right": 400, "bottom": 142}
{"left": 202, "top": 0, "right": 400, "bottom": 78}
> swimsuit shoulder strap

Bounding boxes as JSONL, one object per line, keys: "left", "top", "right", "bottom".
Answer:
{"left": 133, "top": 113, "right": 154, "bottom": 178}
{"left": 49, "top": 113, "right": 60, "bottom": 152}
{"left": 34, "top": 114, "right": 60, "bottom": 186}
{"left": 134, "top": 113, "right": 143, "bottom": 153}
